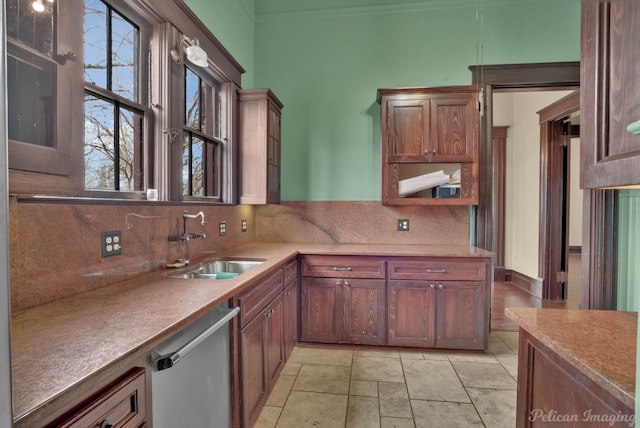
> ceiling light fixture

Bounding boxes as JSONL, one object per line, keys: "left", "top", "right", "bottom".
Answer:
{"left": 32, "top": 0, "right": 45, "bottom": 12}
{"left": 185, "top": 39, "right": 208, "bottom": 67}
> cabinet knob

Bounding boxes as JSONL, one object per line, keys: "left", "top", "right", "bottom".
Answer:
{"left": 344, "top": 281, "right": 350, "bottom": 287}
{"left": 430, "top": 283, "right": 435, "bottom": 288}
{"left": 336, "top": 281, "right": 342, "bottom": 286}
{"left": 432, "top": 149, "right": 437, "bottom": 154}
{"left": 438, "top": 284, "right": 444, "bottom": 289}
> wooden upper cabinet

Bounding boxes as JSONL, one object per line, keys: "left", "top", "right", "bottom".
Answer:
{"left": 378, "top": 86, "right": 479, "bottom": 205}
{"left": 239, "top": 89, "right": 283, "bottom": 204}
{"left": 386, "top": 99, "right": 430, "bottom": 161}
{"left": 581, "top": 0, "right": 640, "bottom": 188}
{"left": 430, "top": 95, "right": 476, "bottom": 162}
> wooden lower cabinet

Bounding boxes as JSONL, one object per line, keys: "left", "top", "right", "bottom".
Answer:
{"left": 388, "top": 280, "right": 485, "bottom": 349}
{"left": 435, "top": 281, "right": 485, "bottom": 349}
{"left": 301, "top": 277, "right": 386, "bottom": 345}
{"left": 387, "top": 280, "right": 436, "bottom": 347}
{"left": 516, "top": 329, "right": 633, "bottom": 427}
{"left": 240, "top": 293, "right": 284, "bottom": 428}
{"left": 51, "top": 367, "right": 147, "bottom": 428}
{"left": 283, "top": 280, "right": 298, "bottom": 359}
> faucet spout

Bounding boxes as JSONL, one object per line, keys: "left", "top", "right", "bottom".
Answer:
{"left": 183, "top": 211, "right": 206, "bottom": 225}
{"left": 169, "top": 210, "right": 207, "bottom": 242}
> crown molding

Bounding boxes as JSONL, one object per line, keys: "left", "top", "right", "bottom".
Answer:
{"left": 255, "top": 0, "right": 551, "bottom": 23}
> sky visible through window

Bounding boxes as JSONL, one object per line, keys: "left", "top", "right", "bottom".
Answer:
{"left": 84, "top": 0, "right": 141, "bottom": 191}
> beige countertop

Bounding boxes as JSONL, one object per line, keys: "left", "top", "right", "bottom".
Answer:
{"left": 506, "top": 307, "right": 636, "bottom": 409}
{"left": 11, "top": 242, "right": 492, "bottom": 425}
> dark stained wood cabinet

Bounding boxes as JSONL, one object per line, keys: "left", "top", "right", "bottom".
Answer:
{"left": 51, "top": 368, "right": 147, "bottom": 428}
{"left": 435, "top": 281, "right": 485, "bottom": 349}
{"left": 238, "top": 88, "right": 283, "bottom": 204}
{"left": 516, "top": 329, "right": 633, "bottom": 428}
{"left": 581, "top": 0, "right": 640, "bottom": 188}
{"left": 387, "top": 258, "right": 490, "bottom": 350}
{"left": 283, "top": 259, "right": 299, "bottom": 359}
{"left": 388, "top": 280, "right": 436, "bottom": 347}
{"left": 300, "top": 255, "right": 491, "bottom": 350}
{"left": 300, "top": 256, "right": 386, "bottom": 345}
{"left": 377, "top": 86, "right": 480, "bottom": 205}
{"left": 235, "top": 269, "right": 285, "bottom": 428}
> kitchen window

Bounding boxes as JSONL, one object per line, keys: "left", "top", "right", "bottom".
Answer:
{"left": 7, "top": 0, "right": 242, "bottom": 202}
{"left": 83, "top": 0, "right": 150, "bottom": 194}
{"left": 182, "top": 65, "right": 223, "bottom": 200}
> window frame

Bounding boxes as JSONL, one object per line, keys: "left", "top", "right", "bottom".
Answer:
{"left": 82, "top": 0, "right": 153, "bottom": 199}
{"left": 8, "top": 0, "right": 244, "bottom": 204}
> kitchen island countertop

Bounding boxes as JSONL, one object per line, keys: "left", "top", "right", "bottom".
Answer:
{"left": 506, "top": 307, "right": 636, "bottom": 410}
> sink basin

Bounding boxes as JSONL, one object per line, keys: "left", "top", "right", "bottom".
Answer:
{"left": 170, "top": 259, "right": 264, "bottom": 280}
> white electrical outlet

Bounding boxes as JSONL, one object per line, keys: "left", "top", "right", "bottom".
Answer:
{"left": 102, "top": 231, "right": 122, "bottom": 257}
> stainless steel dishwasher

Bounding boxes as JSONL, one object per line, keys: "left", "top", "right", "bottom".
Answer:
{"left": 151, "top": 301, "right": 239, "bottom": 428}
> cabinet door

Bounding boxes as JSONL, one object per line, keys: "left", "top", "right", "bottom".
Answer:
{"left": 581, "top": 1, "right": 640, "bottom": 188}
{"left": 342, "top": 279, "right": 386, "bottom": 345}
{"left": 267, "top": 101, "right": 281, "bottom": 203}
{"left": 266, "top": 294, "right": 285, "bottom": 386}
{"left": 240, "top": 313, "right": 268, "bottom": 428}
{"left": 430, "top": 94, "right": 477, "bottom": 162}
{"left": 283, "top": 281, "right": 298, "bottom": 359}
{"left": 435, "top": 281, "right": 485, "bottom": 350}
{"left": 300, "top": 278, "right": 343, "bottom": 343}
{"left": 386, "top": 99, "right": 430, "bottom": 162}
{"left": 387, "top": 280, "right": 436, "bottom": 347}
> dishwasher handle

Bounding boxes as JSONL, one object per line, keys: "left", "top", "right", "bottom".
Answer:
{"left": 154, "top": 306, "right": 240, "bottom": 372}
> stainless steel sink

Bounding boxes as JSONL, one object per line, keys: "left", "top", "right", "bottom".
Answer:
{"left": 170, "top": 259, "right": 264, "bottom": 280}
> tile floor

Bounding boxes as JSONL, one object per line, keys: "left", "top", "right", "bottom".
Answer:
{"left": 254, "top": 331, "right": 519, "bottom": 428}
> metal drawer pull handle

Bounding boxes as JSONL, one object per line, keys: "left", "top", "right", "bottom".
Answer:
{"left": 153, "top": 306, "right": 240, "bottom": 371}
{"left": 426, "top": 268, "right": 446, "bottom": 273}
{"left": 333, "top": 266, "right": 353, "bottom": 271}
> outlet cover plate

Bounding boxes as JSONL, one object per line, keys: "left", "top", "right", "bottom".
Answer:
{"left": 102, "top": 230, "right": 122, "bottom": 257}
{"left": 219, "top": 221, "right": 227, "bottom": 236}
{"left": 397, "top": 219, "right": 410, "bottom": 231}
{"left": 241, "top": 219, "right": 247, "bottom": 232}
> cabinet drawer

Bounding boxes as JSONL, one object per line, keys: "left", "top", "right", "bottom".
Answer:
{"left": 388, "top": 258, "right": 487, "bottom": 281}
{"left": 237, "top": 269, "right": 284, "bottom": 327}
{"left": 56, "top": 367, "right": 146, "bottom": 428}
{"left": 301, "top": 256, "right": 385, "bottom": 279}
{"left": 284, "top": 259, "right": 298, "bottom": 286}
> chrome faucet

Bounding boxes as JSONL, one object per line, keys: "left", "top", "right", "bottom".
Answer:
{"left": 168, "top": 210, "right": 206, "bottom": 242}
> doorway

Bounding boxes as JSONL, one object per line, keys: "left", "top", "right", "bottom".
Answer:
{"left": 491, "top": 90, "right": 581, "bottom": 303}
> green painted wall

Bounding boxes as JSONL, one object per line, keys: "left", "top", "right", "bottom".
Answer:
{"left": 184, "top": 0, "right": 256, "bottom": 88}
{"left": 253, "top": 0, "right": 581, "bottom": 200}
